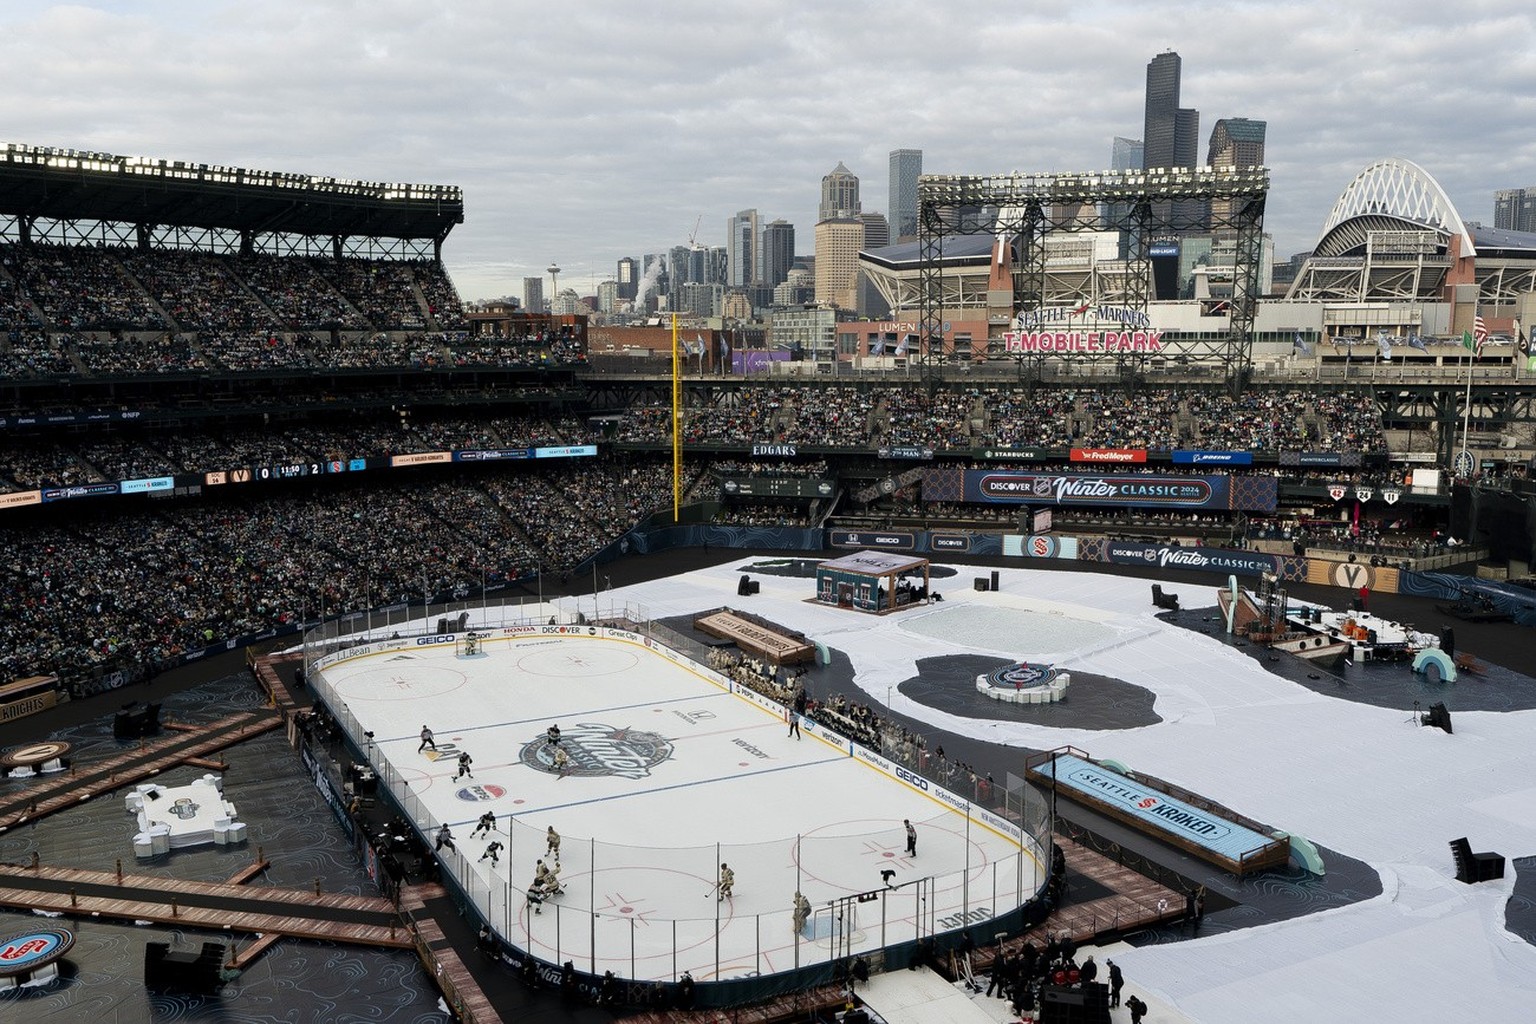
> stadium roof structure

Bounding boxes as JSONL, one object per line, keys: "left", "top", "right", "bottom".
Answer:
{"left": 859, "top": 234, "right": 995, "bottom": 270}
{"left": 0, "top": 143, "right": 464, "bottom": 257}
{"left": 1288, "top": 158, "right": 1536, "bottom": 303}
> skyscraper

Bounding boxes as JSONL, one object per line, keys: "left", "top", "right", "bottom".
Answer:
{"left": 1143, "top": 51, "right": 1200, "bottom": 229}
{"left": 1111, "top": 136, "right": 1144, "bottom": 173}
{"left": 814, "top": 218, "right": 864, "bottom": 311}
{"left": 1494, "top": 187, "right": 1536, "bottom": 233}
{"left": 819, "top": 162, "right": 861, "bottom": 223}
{"left": 859, "top": 213, "right": 890, "bottom": 251}
{"left": 1207, "top": 119, "right": 1268, "bottom": 225}
{"left": 522, "top": 276, "right": 544, "bottom": 315}
{"left": 888, "top": 149, "right": 922, "bottom": 241}
{"left": 1206, "top": 118, "right": 1267, "bottom": 169}
{"left": 616, "top": 257, "right": 638, "bottom": 300}
{"left": 761, "top": 220, "right": 795, "bottom": 291}
{"left": 727, "top": 209, "right": 760, "bottom": 287}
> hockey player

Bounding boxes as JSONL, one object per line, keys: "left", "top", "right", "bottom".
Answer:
{"left": 471, "top": 811, "right": 497, "bottom": 838}
{"left": 479, "top": 840, "right": 503, "bottom": 865}
{"left": 546, "top": 723, "right": 562, "bottom": 747}
{"left": 718, "top": 863, "right": 735, "bottom": 902}
{"left": 546, "top": 826, "right": 562, "bottom": 860}
{"left": 453, "top": 751, "right": 474, "bottom": 781}
{"left": 792, "top": 891, "right": 811, "bottom": 935}
{"left": 552, "top": 746, "right": 570, "bottom": 776}
{"left": 435, "top": 824, "right": 455, "bottom": 852}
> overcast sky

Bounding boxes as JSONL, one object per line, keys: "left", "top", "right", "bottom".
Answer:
{"left": 3, "top": 1, "right": 1534, "bottom": 301}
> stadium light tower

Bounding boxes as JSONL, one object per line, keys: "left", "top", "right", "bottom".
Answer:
{"left": 547, "top": 263, "right": 561, "bottom": 312}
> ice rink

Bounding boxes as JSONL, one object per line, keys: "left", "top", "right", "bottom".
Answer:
{"left": 310, "top": 627, "right": 1037, "bottom": 981}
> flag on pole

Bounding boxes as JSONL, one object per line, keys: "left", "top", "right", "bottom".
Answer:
{"left": 1469, "top": 315, "right": 1489, "bottom": 358}
{"left": 1518, "top": 318, "right": 1535, "bottom": 371}
{"left": 1293, "top": 331, "right": 1312, "bottom": 356}
{"left": 1407, "top": 334, "right": 1428, "bottom": 352}
{"left": 1376, "top": 332, "right": 1393, "bottom": 361}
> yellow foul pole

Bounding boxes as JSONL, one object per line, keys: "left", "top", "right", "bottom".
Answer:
{"left": 672, "top": 313, "right": 681, "bottom": 521}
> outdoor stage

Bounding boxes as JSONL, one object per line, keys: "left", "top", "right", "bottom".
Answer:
{"left": 307, "top": 624, "right": 1041, "bottom": 984}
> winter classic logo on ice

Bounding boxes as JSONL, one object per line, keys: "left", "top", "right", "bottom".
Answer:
{"left": 519, "top": 724, "right": 675, "bottom": 779}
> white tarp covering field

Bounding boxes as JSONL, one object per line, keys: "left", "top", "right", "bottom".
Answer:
{"left": 606, "top": 559, "right": 1536, "bottom": 1024}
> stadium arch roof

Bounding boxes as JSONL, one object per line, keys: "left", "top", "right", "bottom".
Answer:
{"left": 0, "top": 143, "right": 463, "bottom": 243}
{"left": 1311, "top": 158, "right": 1473, "bottom": 258}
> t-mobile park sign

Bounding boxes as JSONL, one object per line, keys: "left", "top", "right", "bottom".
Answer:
{"left": 1005, "top": 304, "right": 1162, "bottom": 354}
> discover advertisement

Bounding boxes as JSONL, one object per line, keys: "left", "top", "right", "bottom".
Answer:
{"left": 1103, "top": 541, "right": 1279, "bottom": 577}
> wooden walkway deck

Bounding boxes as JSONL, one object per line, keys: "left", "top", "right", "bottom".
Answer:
{"left": 0, "top": 709, "right": 282, "bottom": 832}
{"left": 249, "top": 651, "right": 305, "bottom": 713}
{"left": 400, "top": 884, "right": 506, "bottom": 1024}
{"left": 0, "top": 862, "right": 410, "bottom": 950}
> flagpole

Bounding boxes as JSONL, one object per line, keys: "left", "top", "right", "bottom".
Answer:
{"left": 1457, "top": 319, "right": 1481, "bottom": 477}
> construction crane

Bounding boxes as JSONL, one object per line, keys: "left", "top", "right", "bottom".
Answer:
{"left": 687, "top": 215, "right": 702, "bottom": 247}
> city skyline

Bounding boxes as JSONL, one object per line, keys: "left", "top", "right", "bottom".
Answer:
{"left": 1, "top": 2, "right": 1534, "bottom": 301}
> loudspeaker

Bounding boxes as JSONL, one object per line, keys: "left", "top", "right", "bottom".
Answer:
{"left": 145, "top": 941, "right": 226, "bottom": 994}
{"left": 1039, "top": 981, "right": 1110, "bottom": 1024}
{"left": 1440, "top": 627, "right": 1456, "bottom": 659}
{"left": 990, "top": 571, "right": 1000, "bottom": 591}
{"left": 975, "top": 577, "right": 989, "bottom": 592}
{"left": 114, "top": 701, "right": 163, "bottom": 739}
{"left": 1421, "top": 702, "right": 1453, "bottom": 734}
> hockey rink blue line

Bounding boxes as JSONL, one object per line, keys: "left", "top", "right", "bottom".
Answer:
{"left": 381, "top": 689, "right": 734, "bottom": 744}
{"left": 448, "top": 755, "right": 846, "bottom": 828}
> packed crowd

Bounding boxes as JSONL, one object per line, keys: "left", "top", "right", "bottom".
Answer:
{"left": 0, "top": 413, "right": 597, "bottom": 491}
{"left": 0, "top": 457, "right": 692, "bottom": 688}
{"left": 0, "top": 244, "right": 490, "bottom": 375}
{"left": 610, "top": 385, "right": 1387, "bottom": 453}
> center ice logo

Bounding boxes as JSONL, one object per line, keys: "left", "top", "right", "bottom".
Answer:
{"left": 992, "top": 663, "right": 1055, "bottom": 689}
{"left": 519, "top": 723, "right": 674, "bottom": 780}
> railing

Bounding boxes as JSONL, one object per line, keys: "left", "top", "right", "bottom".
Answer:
{"left": 302, "top": 605, "right": 1052, "bottom": 988}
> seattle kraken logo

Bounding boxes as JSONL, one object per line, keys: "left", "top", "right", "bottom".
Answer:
{"left": 988, "top": 662, "right": 1058, "bottom": 689}
{"left": 519, "top": 723, "right": 674, "bottom": 780}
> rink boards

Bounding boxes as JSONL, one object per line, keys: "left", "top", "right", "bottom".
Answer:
{"left": 309, "top": 625, "right": 1038, "bottom": 980}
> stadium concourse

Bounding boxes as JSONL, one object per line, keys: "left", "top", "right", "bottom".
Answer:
{"left": 561, "top": 556, "right": 1534, "bottom": 1024}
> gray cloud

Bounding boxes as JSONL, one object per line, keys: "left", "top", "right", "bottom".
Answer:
{"left": 1, "top": 1, "right": 1532, "bottom": 299}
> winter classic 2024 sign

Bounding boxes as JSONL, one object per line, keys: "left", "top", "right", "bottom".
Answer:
{"left": 954, "top": 471, "right": 1276, "bottom": 512}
